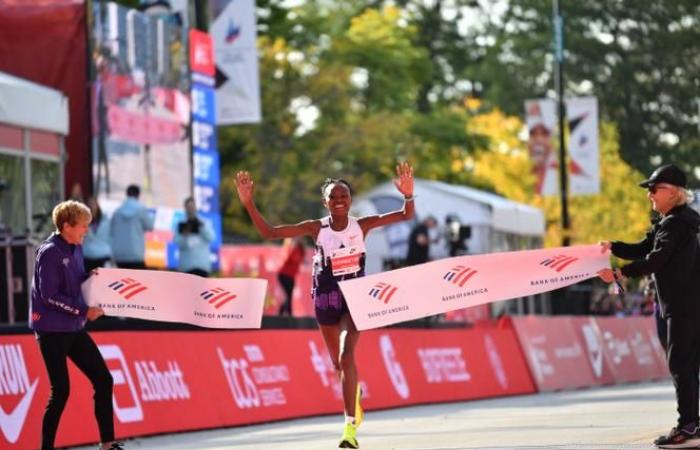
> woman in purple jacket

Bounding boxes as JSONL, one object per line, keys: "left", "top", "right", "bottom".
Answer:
{"left": 29, "top": 200, "right": 123, "bottom": 450}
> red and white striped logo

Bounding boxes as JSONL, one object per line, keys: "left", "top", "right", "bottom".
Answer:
{"left": 200, "top": 288, "right": 237, "bottom": 309}
{"left": 108, "top": 278, "right": 148, "bottom": 300}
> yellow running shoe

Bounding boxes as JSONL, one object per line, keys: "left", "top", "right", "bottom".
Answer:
{"left": 339, "top": 422, "right": 359, "bottom": 449}
{"left": 354, "top": 384, "right": 363, "bottom": 428}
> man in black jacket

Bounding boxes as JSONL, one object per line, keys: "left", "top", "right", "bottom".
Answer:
{"left": 599, "top": 164, "right": 700, "bottom": 449}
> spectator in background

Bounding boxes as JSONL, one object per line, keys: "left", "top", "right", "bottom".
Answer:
{"left": 110, "top": 184, "right": 153, "bottom": 269}
{"left": 29, "top": 200, "right": 123, "bottom": 450}
{"left": 82, "top": 196, "right": 111, "bottom": 273}
{"left": 277, "top": 237, "right": 305, "bottom": 316}
{"left": 174, "top": 197, "right": 213, "bottom": 277}
{"left": 405, "top": 215, "right": 438, "bottom": 266}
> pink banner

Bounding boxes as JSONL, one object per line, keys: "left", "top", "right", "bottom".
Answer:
{"left": 82, "top": 268, "right": 267, "bottom": 329}
{"left": 340, "top": 245, "right": 610, "bottom": 330}
{"left": 107, "top": 105, "right": 183, "bottom": 145}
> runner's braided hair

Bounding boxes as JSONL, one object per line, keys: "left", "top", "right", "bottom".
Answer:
{"left": 321, "top": 178, "right": 353, "bottom": 197}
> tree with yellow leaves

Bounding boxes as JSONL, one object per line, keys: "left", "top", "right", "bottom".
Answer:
{"left": 466, "top": 102, "right": 651, "bottom": 247}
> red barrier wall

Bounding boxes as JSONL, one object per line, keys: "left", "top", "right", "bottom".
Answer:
{"left": 0, "top": 324, "right": 534, "bottom": 449}
{"left": 513, "top": 315, "right": 668, "bottom": 392}
{"left": 512, "top": 316, "right": 599, "bottom": 391}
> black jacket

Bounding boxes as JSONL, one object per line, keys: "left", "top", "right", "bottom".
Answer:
{"left": 611, "top": 204, "right": 700, "bottom": 318}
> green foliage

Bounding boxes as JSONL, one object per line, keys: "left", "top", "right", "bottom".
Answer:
{"left": 464, "top": 0, "right": 700, "bottom": 177}
{"left": 220, "top": 4, "right": 481, "bottom": 240}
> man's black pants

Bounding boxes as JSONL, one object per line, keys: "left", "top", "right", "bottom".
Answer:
{"left": 38, "top": 330, "right": 114, "bottom": 450}
{"left": 667, "top": 316, "right": 700, "bottom": 427}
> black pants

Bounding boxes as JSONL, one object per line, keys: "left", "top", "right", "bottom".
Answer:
{"left": 667, "top": 316, "right": 700, "bottom": 427}
{"left": 277, "top": 274, "right": 294, "bottom": 316}
{"left": 38, "top": 330, "right": 114, "bottom": 450}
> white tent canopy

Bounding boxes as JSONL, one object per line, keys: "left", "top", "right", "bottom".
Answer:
{"left": 0, "top": 71, "right": 69, "bottom": 134}
{"left": 351, "top": 178, "right": 546, "bottom": 274}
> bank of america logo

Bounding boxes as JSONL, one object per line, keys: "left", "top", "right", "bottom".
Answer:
{"left": 108, "top": 278, "right": 148, "bottom": 300}
{"left": 443, "top": 265, "right": 478, "bottom": 287}
{"left": 201, "top": 287, "right": 237, "bottom": 309}
{"left": 540, "top": 255, "right": 578, "bottom": 272}
{"left": 368, "top": 282, "right": 398, "bottom": 304}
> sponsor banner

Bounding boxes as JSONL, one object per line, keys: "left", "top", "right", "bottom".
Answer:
{"left": 219, "top": 244, "right": 314, "bottom": 317}
{"left": 82, "top": 268, "right": 266, "bottom": 328}
{"left": 192, "top": 120, "right": 217, "bottom": 152}
{"left": 525, "top": 97, "right": 600, "bottom": 197}
{"left": 188, "top": 30, "right": 222, "bottom": 274}
{"left": 567, "top": 97, "right": 600, "bottom": 195}
{"left": 106, "top": 104, "right": 184, "bottom": 145}
{"left": 191, "top": 83, "right": 217, "bottom": 124}
{"left": 193, "top": 148, "right": 220, "bottom": 187}
{"left": 340, "top": 244, "right": 609, "bottom": 330}
{"left": 189, "top": 29, "right": 216, "bottom": 77}
{"left": 595, "top": 316, "right": 668, "bottom": 383}
{"left": 525, "top": 98, "right": 558, "bottom": 196}
{"left": 511, "top": 316, "right": 599, "bottom": 391}
{"left": 0, "top": 324, "right": 533, "bottom": 449}
{"left": 209, "top": 0, "right": 262, "bottom": 124}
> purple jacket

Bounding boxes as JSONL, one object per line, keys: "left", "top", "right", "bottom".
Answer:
{"left": 29, "top": 233, "right": 89, "bottom": 334}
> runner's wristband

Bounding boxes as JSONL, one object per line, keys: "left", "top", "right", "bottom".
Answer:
{"left": 404, "top": 195, "right": 415, "bottom": 202}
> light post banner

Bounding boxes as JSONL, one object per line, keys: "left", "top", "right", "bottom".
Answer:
{"left": 339, "top": 245, "right": 610, "bottom": 331}
{"left": 82, "top": 268, "right": 267, "bottom": 328}
{"left": 567, "top": 97, "right": 600, "bottom": 195}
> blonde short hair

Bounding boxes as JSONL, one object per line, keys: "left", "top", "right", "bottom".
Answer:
{"left": 52, "top": 200, "right": 92, "bottom": 232}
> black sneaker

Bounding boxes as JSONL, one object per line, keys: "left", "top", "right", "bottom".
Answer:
{"left": 100, "top": 442, "right": 125, "bottom": 450}
{"left": 655, "top": 424, "right": 700, "bottom": 448}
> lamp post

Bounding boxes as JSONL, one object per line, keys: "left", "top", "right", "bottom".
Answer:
{"left": 553, "top": 0, "right": 570, "bottom": 247}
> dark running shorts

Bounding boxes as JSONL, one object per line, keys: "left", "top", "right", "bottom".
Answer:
{"left": 314, "top": 289, "right": 349, "bottom": 326}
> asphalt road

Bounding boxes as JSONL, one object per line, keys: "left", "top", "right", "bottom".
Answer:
{"left": 72, "top": 380, "right": 677, "bottom": 450}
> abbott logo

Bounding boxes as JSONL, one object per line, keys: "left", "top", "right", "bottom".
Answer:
{"left": 539, "top": 255, "right": 578, "bottom": 272}
{"left": 200, "top": 288, "right": 237, "bottom": 309}
{"left": 98, "top": 345, "right": 143, "bottom": 423}
{"left": 108, "top": 278, "right": 148, "bottom": 300}
{"left": 379, "top": 335, "right": 410, "bottom": 399}
{"left": 443, "top": 265, "right": 478, "bottom": 287}
{"left": 0, "top": 344, "right": 39, "bottom": 444}
{"left": 368, "top": 283, "right": 398, "bottom": 304}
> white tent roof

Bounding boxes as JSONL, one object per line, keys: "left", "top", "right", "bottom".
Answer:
{"left": 0, "top": 71, "right": 69, "bottom": 135}
{"left": 355, "top": 178, "right": 545, "bottom": 236}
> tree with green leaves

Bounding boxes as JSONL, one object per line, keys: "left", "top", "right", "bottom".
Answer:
{"left": 463, "top": 0, "right": 700, "bottom": 178}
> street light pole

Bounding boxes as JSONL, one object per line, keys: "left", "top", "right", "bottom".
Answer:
{"left": 553, "top": 0, "right": 570, "bottom": 247}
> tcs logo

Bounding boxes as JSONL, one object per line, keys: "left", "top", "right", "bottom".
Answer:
{"left": 217, "top": 347, "right": 259, "bottom": 409}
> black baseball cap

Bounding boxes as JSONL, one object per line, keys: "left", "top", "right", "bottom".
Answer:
{"left": 639, "top": 164, "right": 687, "bottom": 188}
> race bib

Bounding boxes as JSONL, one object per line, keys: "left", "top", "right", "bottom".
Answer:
{"left": 330, "top": 246, "right": 362, "bottom": 276}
